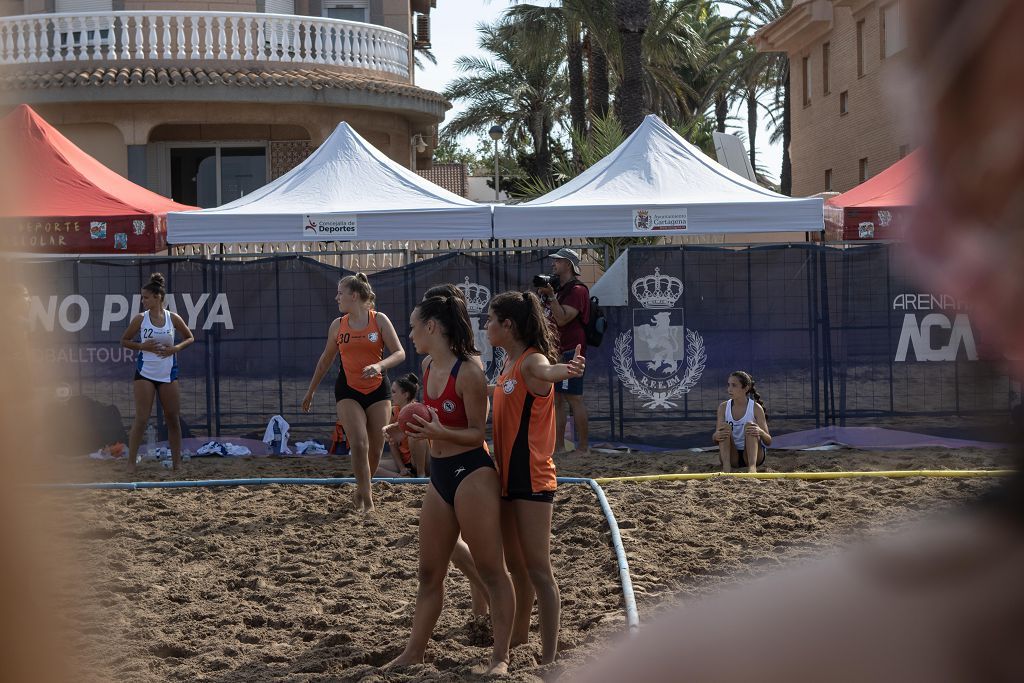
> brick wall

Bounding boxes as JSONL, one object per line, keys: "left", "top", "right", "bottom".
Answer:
{"left": 789, "top": 1, "right": 910, "bottom": 197}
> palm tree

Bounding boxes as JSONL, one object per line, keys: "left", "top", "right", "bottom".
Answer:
{"left": 671, "top": 2, "right": 735, "bottom": 130}
{"left": 613, "top": 0, "right": 650, "bottom": 134}
{"left": 584, "top": 31, "right": 611, "bottom": 123}
{"left": 581, "top": 0, "right": 707, "bottom": 130}
{"left": 505, "top": 3, "right": 588, "bottom": 157}
{"left": 725, "top": 0, "right": 793, "bottom": 195}
{"left": 442, "top": 18, "right": 568, "bottom": 182}
{"left": 505, "top": 0, "right": 709, "bottom": 136}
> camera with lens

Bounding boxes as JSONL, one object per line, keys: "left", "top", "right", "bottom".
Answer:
{"left": 533, "top": 274, "right": 554, "bottom": 288}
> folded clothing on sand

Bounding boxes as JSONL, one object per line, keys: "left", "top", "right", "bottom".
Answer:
{"left": 196, "top": 441, "right": 252, "bottom": 457}
{"left": 294, "top": 440, "right": 327, "bottom": 455}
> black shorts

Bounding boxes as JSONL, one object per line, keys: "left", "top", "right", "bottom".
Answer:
{"left": 737, "top": 444, "right": 767, "bottom": 468}
{"left": 554, "top": 350, "right": 584, "bottom": 395}
{"left": 334, "top": 371, "right": 391, "bottom": 410}
{"left": 502, "top": 490, "right": 555, "bottom": 504}
{"left": 430, "top": 447, "right": 495, "bottom": 506}
{"left": 134, "top": 371, "right": 171, "bottom": 389}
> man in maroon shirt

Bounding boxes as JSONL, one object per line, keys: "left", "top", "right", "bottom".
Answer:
{"left": 536, "top": 248, "right": 590, "bottom": 455}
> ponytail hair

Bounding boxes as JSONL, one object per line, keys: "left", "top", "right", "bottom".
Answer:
{"left": 393, "top": 373, "right": 420, "bottom": 401}
{"left": 730, "top": 371, "right": 766, "bottom": 414}
{"left": 424, "top": 283, "right": 466, "bottom": 303}
{"left": 414, "top": 293, "right": 478, "bottom": 361}
{"left": 339, "top": 273, "right": 376, "bottom": 308}
{"left": 488, "top": 290, "right": 559, "bottom": 364}
{"left": 142, "top": 272, "right": 166, "bottom": 300}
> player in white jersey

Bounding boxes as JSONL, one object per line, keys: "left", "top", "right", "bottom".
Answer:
{"left": 713, "top": 370, "right": 771, "bottom": 473}
{"left": 120, "top": 273, "right": 194, "bottom": 472}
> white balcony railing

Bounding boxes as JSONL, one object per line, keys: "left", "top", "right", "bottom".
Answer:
{"left": 0, "top": 11, "right": 410, "bottom": 79}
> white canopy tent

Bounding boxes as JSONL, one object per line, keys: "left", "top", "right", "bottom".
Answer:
{"left": 493, "top": 115, "right": 823, "bottom": 238}
{"left": 167, "top": 122, "right": 492, "bottom": 244}
{"left": 588, "top": 247, "right": 631, "bottom": 307}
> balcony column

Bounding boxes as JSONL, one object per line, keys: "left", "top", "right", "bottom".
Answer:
{"left": 127, "top": 144, "right": 148, "bottom": 189}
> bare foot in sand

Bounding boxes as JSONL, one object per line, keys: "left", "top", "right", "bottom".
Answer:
{"left": 357, "top": 497, "right": 375, "bottom": 515}
{"left": 383, "top": 650, "right": 423, "bottom": 669}
{"left": 471, "top": 659, "right": 509, "bottom": 676}
{"left": 351, "top": 490, "right": 375, "bottom": 514}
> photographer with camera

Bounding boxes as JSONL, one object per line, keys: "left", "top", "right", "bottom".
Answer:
{"left": 534, "top": 248, "right": 590, "bottom": 455}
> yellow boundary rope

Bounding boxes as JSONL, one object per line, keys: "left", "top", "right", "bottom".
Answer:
{"left": 593, "top": 469, "right": 1014, "bottom": 484}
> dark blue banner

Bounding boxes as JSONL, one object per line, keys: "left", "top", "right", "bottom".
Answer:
{"left": 13, "top": 245, "right": 1011, "bottom": 448}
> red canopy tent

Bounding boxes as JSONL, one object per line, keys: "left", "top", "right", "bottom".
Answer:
{"left": 0, "top": 104, "right": 195, "bottom": 254}
{"left": 824, "top": 150, "right": 919, "bottom": 241}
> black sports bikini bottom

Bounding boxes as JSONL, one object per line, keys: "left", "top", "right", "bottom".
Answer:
{"left": 430, "top": 447, "right": 495, "bottom": 506}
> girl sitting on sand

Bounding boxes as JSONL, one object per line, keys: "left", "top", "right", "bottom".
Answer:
{"left": 486, "top": 290, "right": 585, "bottom": 664}
{"left": 713, "top": 371, "right": 772, "bottom": 473}
{"left": 384, "top": 293, "right": 514, "bottom": 675}
{"left": 376, "top": 373, "right": 428, "bottom": 478}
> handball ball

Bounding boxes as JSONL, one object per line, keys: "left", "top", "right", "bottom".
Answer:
{"left": 398, "top": 402, "right": 432, "bottom": 434}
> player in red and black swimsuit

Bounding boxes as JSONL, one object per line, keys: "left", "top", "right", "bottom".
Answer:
{"left": 302, "top": 273, "right": 405, "bottom": 513}
{"left": 385, "top": 293, "right": 514, "bottom": 676}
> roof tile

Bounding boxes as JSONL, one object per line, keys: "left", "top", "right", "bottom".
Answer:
{"left": 0, "top": 64, "right": 449, "bottom": 107}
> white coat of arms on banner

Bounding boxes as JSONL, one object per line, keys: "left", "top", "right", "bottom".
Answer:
{"left": 613, "top": 267, "right": 705, "bottom": 408}
{"left": 455, "top": 277, "right": 505, "bottom": 382}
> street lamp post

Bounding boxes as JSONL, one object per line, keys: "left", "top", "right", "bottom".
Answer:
{"left": 488, "top": 124, "right": 504, "bottom": 202}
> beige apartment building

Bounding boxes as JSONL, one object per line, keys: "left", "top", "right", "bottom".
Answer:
{"left": 755, "top": 0, "right": 911, "bottom": 197}
{"left": 0, "top": 0, "right": 444, "bottom": 207}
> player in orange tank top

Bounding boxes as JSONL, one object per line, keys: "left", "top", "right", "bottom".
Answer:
{"left": 486, "top": 290, "right": 584, "bottom": 665}
{"left": 301, "top": 273, "right": 405, "bottom": 514}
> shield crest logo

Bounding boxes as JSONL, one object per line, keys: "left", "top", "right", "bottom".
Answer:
{"left": 632, "top": 308, "right": 685, "bottom": 380}
{"left": 612, "top": 267, "right": 706, "bottom": 409}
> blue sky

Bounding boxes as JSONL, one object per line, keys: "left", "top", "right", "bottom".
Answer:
{"left": 414, "top": 0, "right": 784, "bottom": 182}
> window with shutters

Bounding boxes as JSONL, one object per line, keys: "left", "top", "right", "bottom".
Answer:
{"left": 55, "top": 0, "right": 114, "bottom": 51}
{"left": 264, "top": 0, "right": 295, "bottom": 15}
{"left": 323, "top": 0, "right": 369, "bottom": 23}
{"left": 802, "top": 56, "right": 811, "bottom": 107}
{"left": 264, "top": 0, "right": 297, "bottom": 53}
{"left": 55, "top": 0, "right": 112, "bottom": 11}
{"left": 822, "top": 42, "right": 830, "bottom": 95}
{"left": 857, "top": 19, "right": 866, "bottom": 77}
{"left": 881, "top": 2, "right": 906, "bottom": 59}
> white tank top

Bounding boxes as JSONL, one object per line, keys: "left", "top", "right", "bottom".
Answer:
{"left": 726, "top": 398, "right": 755, "bottom": 450}
{"left": 135, "top": 309, "right": 178, "bottom": 383}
